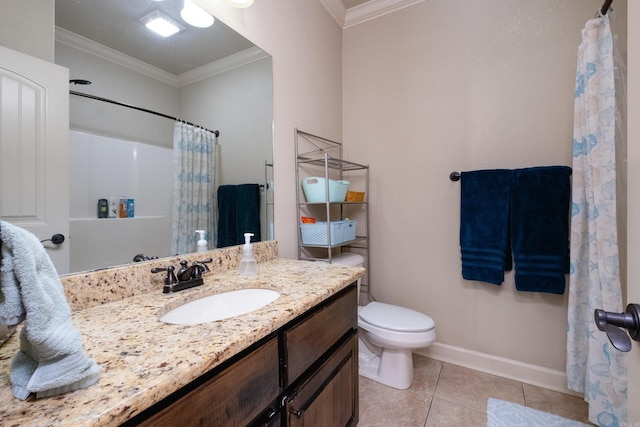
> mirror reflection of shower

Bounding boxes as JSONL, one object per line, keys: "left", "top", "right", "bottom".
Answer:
{"left": 56, "top": 0, "right": 274, "bottom": 274}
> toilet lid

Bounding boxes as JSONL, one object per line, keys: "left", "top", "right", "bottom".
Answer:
{"left": 330, "top": 253, "right": 364, "bottom": 267}
{"left": 359, "top": 302, "right": 435, "bottom": 332}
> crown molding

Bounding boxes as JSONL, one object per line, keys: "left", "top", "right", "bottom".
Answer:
{"left": 55, "top": 27, "right": 268, "bottom": 88}
{"left": 344, "top": 0, "right": 427, "bottom": 28}
{"left": 176, "top": 47, "right": 270, "bottom": 87}
{"left": 55, "top": 27, "right": 178, "bottom": 86}
{"left": 318, "top": 0, "right": 347, "bottom": 28}
{"left": 319, "top": 0, "right": 427, "bottom": 29}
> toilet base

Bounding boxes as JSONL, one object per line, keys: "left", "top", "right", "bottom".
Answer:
{"left": 358, "top": 336, "right": 414, "bottom": 390}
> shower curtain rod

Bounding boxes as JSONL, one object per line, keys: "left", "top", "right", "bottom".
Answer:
{"left": 69, "top": 90, "right": 220, "bottom": 137}
{"left": 600, "top": 0, "right": 613, "bottom": 15}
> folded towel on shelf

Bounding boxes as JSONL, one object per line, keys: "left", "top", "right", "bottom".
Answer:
{"left": 217, "top": 184, "right": 261, "bottom": 247}
{"left": 459, "top": 169, "right": 513, "bottom": 285}
{"left": 0, "top": 221, "right": 100, "bottom": 400}
{"left": 510, "top": 166, "right": 571, "bottom": 294}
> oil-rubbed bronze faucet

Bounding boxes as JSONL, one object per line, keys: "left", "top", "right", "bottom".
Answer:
{"left": 152, "top": 258, "right": 212, "bottom": 293}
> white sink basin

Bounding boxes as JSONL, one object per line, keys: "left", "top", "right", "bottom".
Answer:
{"left": 160, "top": 288, "right": 280, "bottom": 325}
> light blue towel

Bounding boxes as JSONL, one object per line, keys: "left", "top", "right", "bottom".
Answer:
{"left": 0, "top": 242, "right": 24, "bottom": 325}
{"left": 0, "top": 221, "right": 100, "bottom": 400}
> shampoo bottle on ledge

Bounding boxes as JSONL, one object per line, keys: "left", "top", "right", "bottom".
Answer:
{"left": 238, "top": 232, "right": 258, "bottom": 276}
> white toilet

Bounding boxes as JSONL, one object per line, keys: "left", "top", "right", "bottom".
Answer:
{"left": 330, "top": 253, "right": 436, "bottom": 390}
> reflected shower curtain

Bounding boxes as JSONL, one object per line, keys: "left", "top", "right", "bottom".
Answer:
{"left": 567, "top": 13, "right": 627, "bottom": 426}
{"left": 170, "top": 122, "right": 218, "bottom": 255}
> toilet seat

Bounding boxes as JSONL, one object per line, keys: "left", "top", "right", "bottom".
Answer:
{"left": 359, "top": 301, "right": 434, "bottom": 332}
{"left": 357, "top": 301, "right": 437, "bottom": 389}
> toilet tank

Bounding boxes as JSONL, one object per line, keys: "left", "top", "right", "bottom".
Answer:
{"left": 330, "top": 253, "right": 365, "bottom": 304}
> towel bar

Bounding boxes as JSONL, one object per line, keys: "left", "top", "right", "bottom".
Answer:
{"left": 450, "top": 168, "right": 571, "bottom": 182}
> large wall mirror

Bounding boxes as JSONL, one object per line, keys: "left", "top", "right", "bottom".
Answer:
{"left": 54, "top": 0, "right": 274, "bottom": 274}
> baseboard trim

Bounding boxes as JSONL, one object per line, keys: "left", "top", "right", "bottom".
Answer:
{"left": 415, "top": 342, "right": 583, "bottom": 398}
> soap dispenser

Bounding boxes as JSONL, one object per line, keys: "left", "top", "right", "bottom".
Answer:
{"left": 196, "top": 230, "right": 207, "bottom": 252}
{"left": 238, "top": 232, "right": 258, "bottom": 276}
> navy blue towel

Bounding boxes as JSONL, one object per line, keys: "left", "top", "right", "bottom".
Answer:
{"left": 510, "top": 166, "right": 571, "bottom": 294}
{"left": 459, "top": 166, "right": 571, "bottom": 294}
{"left": 217, "top": 184, "right": 261, "bottom": 248}
{"left": 217, "top": 185, "right": 238, "bottom": 248}
{"left": 236, "top": 184, "right": 261, "bottom": 243}
{"left": 460, "top": 169, "right": 512, "bottom": 285}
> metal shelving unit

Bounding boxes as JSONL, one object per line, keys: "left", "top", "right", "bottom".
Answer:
{"left": 295, "top": 128, "right": 371, "bottom": 297}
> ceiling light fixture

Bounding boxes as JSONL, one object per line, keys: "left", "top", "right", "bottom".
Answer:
{"left": 224, "top": 0, "right": 254, "bottom": 8}
{"left": 181, "top": 0, "right": 214, "bottom": 28}
{"left": 140, "top": 10, "right": 183, "bottom": 37}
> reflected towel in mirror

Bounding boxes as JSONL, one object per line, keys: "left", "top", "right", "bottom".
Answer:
{"left": 217, "top": 184, "right": 261, "bottom": 247}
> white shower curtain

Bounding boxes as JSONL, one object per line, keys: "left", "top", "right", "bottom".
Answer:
{"left": 567, "top": 13, "right": 627, "bottom": 426}
{"left": 170, "top": 122, "right": 218, "bottom": 255}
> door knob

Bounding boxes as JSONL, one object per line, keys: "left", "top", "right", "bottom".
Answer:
{"left": 594, "top": 304, "right": 640, "bottom": 352}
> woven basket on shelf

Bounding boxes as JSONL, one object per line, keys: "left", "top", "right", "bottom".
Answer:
{"left": 345, "top": 191, "right": 365, "bottom": 202}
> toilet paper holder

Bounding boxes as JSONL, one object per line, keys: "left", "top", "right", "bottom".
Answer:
{"left": 594, "top": 304, "right": 640, "bottom": 352}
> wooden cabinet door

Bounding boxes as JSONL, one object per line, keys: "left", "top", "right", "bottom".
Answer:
{"left": 137, "top": 337, "right": 280, "bottom": 427}
{"left": 283, "top": 286, "right": 357, "bottom": 386}
{"left": 286, "top": 332, "right": 358, "bottom": 427}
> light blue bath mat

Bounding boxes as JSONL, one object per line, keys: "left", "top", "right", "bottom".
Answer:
{"left": 487, "top": 398, "right": 591, "bottom": 427}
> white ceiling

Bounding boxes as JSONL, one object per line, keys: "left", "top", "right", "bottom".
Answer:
{"left": 55, "top": 0, "right": 255, "bottom": 75}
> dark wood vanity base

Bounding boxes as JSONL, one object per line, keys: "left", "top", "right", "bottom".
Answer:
{"left": 126, "top": 284, "right": 359, "bottom": 427}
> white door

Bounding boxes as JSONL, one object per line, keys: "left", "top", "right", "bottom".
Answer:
{"left": 0, "top": 45, "right": 70, "bottom": 274}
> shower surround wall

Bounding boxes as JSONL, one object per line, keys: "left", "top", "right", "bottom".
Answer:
{"left": 69, "top": 131, "right": 173, "bottom": 272}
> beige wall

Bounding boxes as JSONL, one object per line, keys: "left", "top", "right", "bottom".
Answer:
{"left": 0, "top": 0, "right": 54, "bottom": 62}
{"left": 197, "top": 0, "right": 344, "bottom": 259}
{"left": 343, "top": 0, "right": 627, "bottom": 391}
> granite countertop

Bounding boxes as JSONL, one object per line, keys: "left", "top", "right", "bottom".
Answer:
{"left": 0, "top": 258, "right": 364, "bottom": 427}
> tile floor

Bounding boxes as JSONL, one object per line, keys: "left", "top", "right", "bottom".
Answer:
{"left": 358, "top": 354, "right": 592, "bottom": 426}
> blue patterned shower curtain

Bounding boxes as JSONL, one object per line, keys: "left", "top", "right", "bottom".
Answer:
{"left": 567, "top": 13, "right": 627, "bottom": 426}
{"left": 170, "top": 122, "right": 218, "bottom": 255}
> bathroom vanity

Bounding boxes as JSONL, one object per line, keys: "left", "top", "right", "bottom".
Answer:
{"left": 0, "top": 242, "right": 364, "bottom": 426}
{"left": 132, "top": 285, "right": 357, "bottom": 426}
